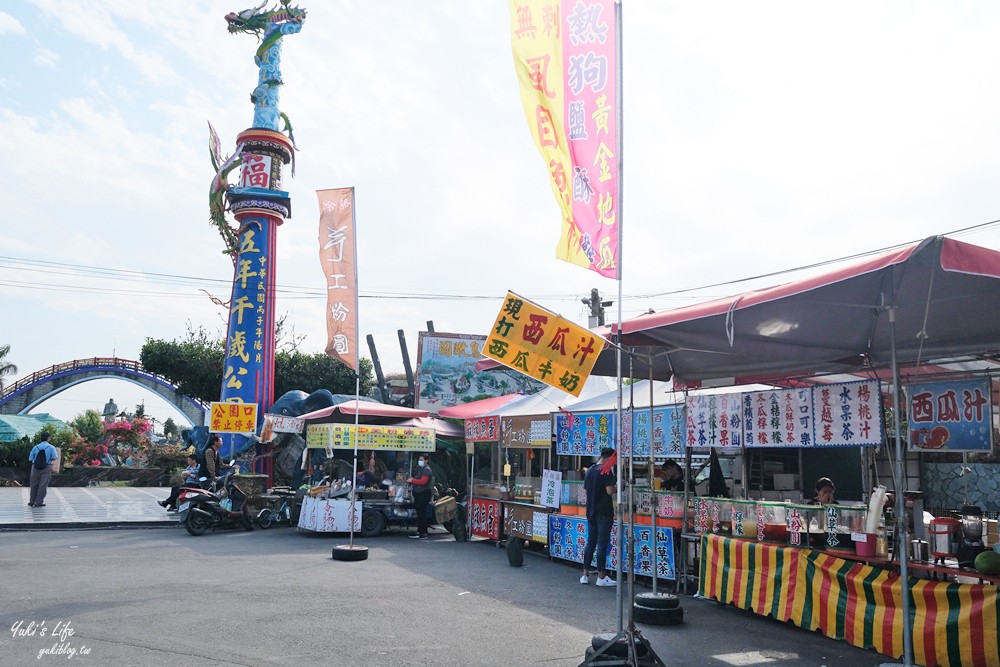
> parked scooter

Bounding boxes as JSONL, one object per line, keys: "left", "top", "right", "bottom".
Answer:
{"left": 180, "top": 464, "right": 254, "bottom": 536}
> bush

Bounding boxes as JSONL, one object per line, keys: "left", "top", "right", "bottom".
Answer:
{"left": 0, "top": 439, "right": 33, "bottom": 468}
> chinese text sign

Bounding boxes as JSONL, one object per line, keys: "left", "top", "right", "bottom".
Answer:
{"left": 510, "top": 0, "right": 620, "bottom": 278}
{"left": 483, "top": 292, "right": 605, "bottom": 397}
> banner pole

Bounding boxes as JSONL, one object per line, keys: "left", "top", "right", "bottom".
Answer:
{"left": 613, "top": 0, "right": 625, "bottom": 635}
{"left": 349, "top": 189, "right": 360, "bottom": 548}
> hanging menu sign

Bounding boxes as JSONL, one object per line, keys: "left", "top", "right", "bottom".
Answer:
{"left": 811, "top": 379, "right": 882, "bottom": 447}
{"left": 685, "top": 393, "right": 743, "bottom": 449}
{"left": 554, "top": 410, "right": 615, "bottom": 456}
{"left": 621, "top": 405, "right": 685, "bottom": 457}
{"left": 907, "top": 379, "right": 993, "bottom": 452}
{"left": 743, "top": 388, "right": 812, "bottom": 447}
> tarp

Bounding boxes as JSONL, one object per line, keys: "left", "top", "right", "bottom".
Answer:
{"left": 614, "top": 236, "right": 1000, "bottom": 384}
{"left": 298, "top": 401, "right": 463, "bottom": 439}
{"left": 437, "top": 393, "right": 525, "bottom": 419}
{"left": 487, "top": 376, "right": 618, "bottom": 418}
{"left": 298, "top": 400, "right": 429, "bottom": 420}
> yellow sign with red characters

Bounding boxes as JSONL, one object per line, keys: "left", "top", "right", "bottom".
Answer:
{"left": 483, "top": 292, "right": 605, "bottom": 396}
{"left": 209, "top": 401, "right": 259, "bottom": 434}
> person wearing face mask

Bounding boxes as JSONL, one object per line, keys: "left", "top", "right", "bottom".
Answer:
{"left": 407, "top": 454, "right": 435, "bottom": 539}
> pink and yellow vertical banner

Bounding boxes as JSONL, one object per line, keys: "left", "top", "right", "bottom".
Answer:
{"left": 316, "top": 188, "right": 358, "bottom": 371}
{"left": 510, "top": 0, "right": 619, "bottom": 279}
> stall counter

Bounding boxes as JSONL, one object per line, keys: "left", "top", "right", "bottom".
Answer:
{"left": 698, "top": 533, "right": 1000, "bottom": 667}
{"left": 502, "top": 500, "right": 553, "bottom": 544}
{"left": 297, "top": 496, "right": 361, "bottom": 533}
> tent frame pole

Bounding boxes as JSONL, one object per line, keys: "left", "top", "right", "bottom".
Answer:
{"left": 889, "top": 305, "right": 914, "bottom": 667}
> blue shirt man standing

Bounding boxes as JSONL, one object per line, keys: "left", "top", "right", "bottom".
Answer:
{"left": 28, "top": 431, "right": 58, "bottom": 508}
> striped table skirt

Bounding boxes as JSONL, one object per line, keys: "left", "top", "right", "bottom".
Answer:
{"left": 698, "top": 534, "right": 1000, "bottom": 667}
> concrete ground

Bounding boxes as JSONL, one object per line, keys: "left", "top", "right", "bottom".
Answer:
{"left": 0, "top": 488, "right": 892, "bottom": 667}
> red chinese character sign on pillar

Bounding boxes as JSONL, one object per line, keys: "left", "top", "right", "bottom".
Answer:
{"left": 510, "top": 0, "right": 620, "bottom": 278}
{"left": 483, "top": 291, "right": 605, "bottom": 396}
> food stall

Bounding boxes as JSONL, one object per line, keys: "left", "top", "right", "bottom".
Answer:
{"left": 547, "top": 398, "right": 686, "bottom": 582}
{"left": 441, "top": 380, "right": 615, "bottom": 543}
{"left": 685, "top": 380, "right": 1000, "bottom": 667}
{"left": 500, "top": 415, "right": 555, "bottom": 545}
{"left": 296, "top": 400, "right": 463, "bottom": 534}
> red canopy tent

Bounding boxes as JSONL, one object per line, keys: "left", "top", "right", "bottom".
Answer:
{"left": 437, "top": 393, "right": 526, "bottom": 419}
{"left": 613, "top": 235, "right": 1000, "bottom": 384}
{"left": 611, "top": 235, "right": 1000, "bottom": 666}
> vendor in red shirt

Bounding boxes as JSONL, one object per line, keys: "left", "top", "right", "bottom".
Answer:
{"left": 407, "top": 454, "right": 435, "bottom": 539}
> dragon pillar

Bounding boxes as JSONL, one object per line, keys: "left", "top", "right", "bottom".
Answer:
{"left": 211, "top": 2, "right": 306, "bottom": 459}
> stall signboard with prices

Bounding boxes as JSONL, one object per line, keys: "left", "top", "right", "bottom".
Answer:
{"left": 908, "top": 379, "right": 993, "bottom": 451}
{"left": 555, "top": 410, "right": 615, "bottom": 455}
{"left": 541, "top": 469, "right": 562, "bottom": 509}
{"left": 210, "top": 402, "right": 259, "bottom": 434}
{"left": 621, "top": 405, "right": 684, "bottom": 457}
{"left": 470, "top": 497, "right": 502, "bottom": 540}
{"left": 501, "top": 415, "right": 550, "bottom": 448}
{"left": 504, "top": 503, "right": 549, "bottom": 543}
{"left": 684, "top": 380, "right": 883, "bottom": 448}
{"left": 549, "top": 515, "right": 676, "bottom": 580}
{"left": 483, "top": 292, "right": 605, "bottom": 397}
{"left": 304, "top": 423, "right": 435, "bottom": 452}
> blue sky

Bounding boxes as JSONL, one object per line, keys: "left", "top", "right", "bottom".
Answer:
{"left": 2, "top": 1, "right": 1000, "bottom": 428}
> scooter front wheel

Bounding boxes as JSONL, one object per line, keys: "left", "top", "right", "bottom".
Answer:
{"left": 185, "top": 511, "right": 212, "bottom": 536}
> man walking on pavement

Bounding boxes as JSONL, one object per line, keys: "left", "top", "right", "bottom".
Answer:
{"left": 581, "top": 447, "right": 617, "bottom": 586}
{"left": 28, "top": 431, "right": 58, "bottom": 508}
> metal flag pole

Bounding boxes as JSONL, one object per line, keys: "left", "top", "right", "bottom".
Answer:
{"left": 612, "top": 0, "right": 626, "bottom": 637}
{"left": 331, "top": 189, "right": 367, "bottom": 562}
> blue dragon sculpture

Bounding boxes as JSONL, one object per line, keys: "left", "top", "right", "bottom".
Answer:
{"left": 208, "top": 1, "right": 306, "bottom": 260}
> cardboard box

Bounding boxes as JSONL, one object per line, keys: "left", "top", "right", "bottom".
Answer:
{"left": 772, "top": 473, "right": 797, "bottom": 490}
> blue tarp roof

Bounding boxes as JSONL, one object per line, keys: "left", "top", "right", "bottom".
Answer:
{"left": 0, "top": 414, "right": 66, "bottom": 443}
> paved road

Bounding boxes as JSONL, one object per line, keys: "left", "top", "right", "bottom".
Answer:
{"left": 0, "top": 517, "right": 892, "bottom": 667}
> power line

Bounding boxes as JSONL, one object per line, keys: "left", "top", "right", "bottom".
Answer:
{"left": 0, "top": 218, "right": 997, "bottom": 304}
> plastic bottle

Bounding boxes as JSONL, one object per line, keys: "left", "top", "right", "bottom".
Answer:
{"left": 876, "top": 515, "right": 888, "bottom": 559}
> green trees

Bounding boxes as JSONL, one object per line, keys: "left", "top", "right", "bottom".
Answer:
{"left": 140, "top": 324, "right": 375, "bottom": 404}
{"left": 162, "top": 417, "right": 178, "bottom": 438}
{"left": 0, "top": 344, "right": 17, "bottom": 391}
{"left": 69, "top": 409, "right": 105, "bottom": 444}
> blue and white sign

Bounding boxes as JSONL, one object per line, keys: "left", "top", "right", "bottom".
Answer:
{"left": 908, "top": 379, "right": 993, "bottom": 452}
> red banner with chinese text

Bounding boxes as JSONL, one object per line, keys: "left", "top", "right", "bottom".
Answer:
{"left": 510, "top": 0, "right": 619, "bottom": 278}
{"left": 317, "top": 188, "right": 358, "bottom": 370}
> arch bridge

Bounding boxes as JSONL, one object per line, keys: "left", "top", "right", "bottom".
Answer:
{"left": 0, "top": 358, "right": 207, "bottom": 426}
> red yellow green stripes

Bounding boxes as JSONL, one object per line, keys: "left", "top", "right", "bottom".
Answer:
{"left": 699, "top": 534, "right": 1000, "bottom": 666}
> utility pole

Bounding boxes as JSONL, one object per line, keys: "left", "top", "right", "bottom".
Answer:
{"left": 581, "top": 288, "right": 613, "bottom": 327}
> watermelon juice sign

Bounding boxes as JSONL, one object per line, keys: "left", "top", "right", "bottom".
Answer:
{"left": 908, "top": 379, "right": 993, "bottom": 452}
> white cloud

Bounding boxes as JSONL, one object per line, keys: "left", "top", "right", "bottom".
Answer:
{"left": 0, "top": 11, "right": 25, "bottom": 34}
{"left": 34, "top": 47, "right": 58, "bottom": 67}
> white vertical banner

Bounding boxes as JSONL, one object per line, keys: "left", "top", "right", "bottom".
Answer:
{"left": 812, "top": 379, "right": 882, "bottom": 447}
{"left": 685, "top": 393, "right": 743, "bottom": 448}
{"left": 743, "top": 388, "right": 812, "bottom": 447}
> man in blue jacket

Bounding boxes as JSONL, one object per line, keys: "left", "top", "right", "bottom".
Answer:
{"left": 28, "top": 431, "right": 59, "bottom": 507}
{"left": 581, "top": 447, "right": 617, "bottom": 586}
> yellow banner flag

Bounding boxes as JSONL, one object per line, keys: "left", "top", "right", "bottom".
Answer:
{"left": 483, "top": 292, "right": 605, "bottom": 396}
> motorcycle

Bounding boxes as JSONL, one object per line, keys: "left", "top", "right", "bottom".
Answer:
{"left": 179, "top": 465, "right": 254, "bottom": 536}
